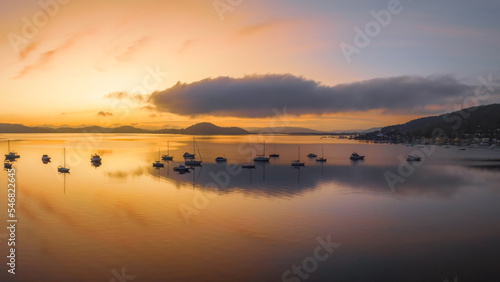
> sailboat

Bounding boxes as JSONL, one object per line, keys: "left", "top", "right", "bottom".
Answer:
{"left": 316, "top": 146, "right": 327, "bottom": 162}
{"left": 58, "top": 148, "right": 70, "bottom": 173}
{"left": 185, "top": 137, "right": 202, "bottom": 166}
{"left": 42, "top": 154, "right": 51, "bottom": 163}
{"left": 153, "top": 148, "right": 164, "bottom": 167}
{"left": 4, "top": 160, "right": 12, "bottom": 169}
{"left": 90, "top": 153, "right": 102, "bottom": 162}
{"left": 269, "top": 143, "right": 279, "bottom": 157}
{"left": 162, "top": 141, "right": 174, "bottom": 161}
{"left": 291, "top": 146, "right": 305, "bottom": 166}
{"left": 5, "top": 140, "right": 20, "bottom": 160}
{"left": 254, "top": 140, "right": 270, "bottom": 161}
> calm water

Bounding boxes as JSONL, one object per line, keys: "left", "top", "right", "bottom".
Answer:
{"left": 1, "top": 134, "right": 500, "bottom": 282}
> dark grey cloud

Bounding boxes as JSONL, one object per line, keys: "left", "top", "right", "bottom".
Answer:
{"left": 148, "top": 74, "right": 494, "bottom": 118}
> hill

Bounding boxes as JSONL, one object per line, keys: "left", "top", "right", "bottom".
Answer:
{"left": 381, "top": 103, "right": 500, "bottom": 138}
{"left": 0, "top": 122, "right": 248, "bottom": 135}
{"left": 181, "top": 122, "right": 248, "bottom": 135}
{"left": 250, "top": 127, "right": 327, "bottom": 134}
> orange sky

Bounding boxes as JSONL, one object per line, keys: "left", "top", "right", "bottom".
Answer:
{"left": 1, "top": 0, "right": 497, "bottom": 130}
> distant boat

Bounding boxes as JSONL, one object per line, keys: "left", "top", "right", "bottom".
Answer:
{"left": 254, "top": 140, "right": 270, "bottom": 162}
{"left": 458, "top": 147, "right": 466, "bottom": 151}
{"left": 185, "top": 137, "right": 202, "bottom": 166}
{"left": 173, "top": 164, "right": 190, "bottom": 173}
{"left": 162, "top": 141, "right": 174, "bottom": 161}
{"left": 4, "top": 160, "right": 12, "bottom": 169}
{"left": 91, "top": 161, "right": 101, "bottom": 168}
{"left": 349, "top": 152, "right": 365, "bottom": 160}
{"left": 215, "top": 157, "right": 227, "bottom": 162}
{"left": 316, "top": 146, "right": 326, "bottom": 162}
{"left": 291, "top": 146, "right": 305, "bottom": 167}
{"left": 307, "top": 153, "right": 317, "bottom": 158}
{"left": 242, "top": 164, "right": 256, "bottom": 169}
{"left": 5, "top": 141, "right": 20, "bottom": 160}
{"left": 269, "top": 143, "right": 279, "bottom": 157}
{"left": 42, "top": 154, "right": 51, "bottom": 162}
{"left": 183, "top": 152, "right": 195, "bottom": 159}
{"left": 406, "top": 155, "right": 421, "bottom": 162}
{"left": 90, "top": 153, "right": 101, "bottom": 162}
{"left": 58, "top": 148, "right": 70, "bottom": 173}
{"left": 153, "top": 148, "right": 164, "bottom": 168}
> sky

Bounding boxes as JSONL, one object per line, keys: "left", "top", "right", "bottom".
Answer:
{"left": 1, "top": 0, "right": 499, "bottom": 130}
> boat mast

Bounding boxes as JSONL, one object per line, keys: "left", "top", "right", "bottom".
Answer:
{"left": 263, "top": 140, "right": 266, "bottom": 156}
{"left": 195, "top": 137, "right": 202, "bottom": 161}
{"left": 64, "top": 148, "right": 66, "bottom": 167}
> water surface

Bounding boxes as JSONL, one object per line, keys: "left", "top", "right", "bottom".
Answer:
{"left": 1, "top": 134, "right": 500, "bottom": 281}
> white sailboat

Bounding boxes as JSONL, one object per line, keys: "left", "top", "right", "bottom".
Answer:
{"left": 316, "top": 146, "right": 326, "bottom": 162}
{"left": 185, "top": 137, "right": 202, "bottom": 166}
{"left": 291, "top": 146, "right": 305, "bottom": 166}
{"left": 91, "top": 153, "right": 102, "bottom": 162}
{"left": 162, "top": 141, "right": 174, "bottom": 161}
{"left": 349, "top": 152, "right": 365, "bottom": 160}
{"left": 254, "top": 140, "right": 270, "bottom": 161}
{"left": 153, "top": 148, "right": 164, "bottom": 167}
{"left": 269, "top": 143, "right": 279, "bottom": 157}
{"left": 58, "top": 148, "right": 70, "bottom": 173}
{"left": 5, "top": 140, "right": 20, "bottom": 160}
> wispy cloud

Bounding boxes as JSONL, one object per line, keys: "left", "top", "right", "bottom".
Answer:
{"left": 177, "top": 38, "right": 197, "bottom": 54}
{"left": 148, "top": 74, "right": 493, "bottom": 118}
{"left": 105, "top": 91, "right": 129, "bottom": 99}
{"left": 97, "top": 111, "right": 113, "bottom": 117}
{"left": 104, "top": 91, "right": 146, "bottom": 103}
{"left": 13, "top": 29, "right": 93, "bottom": 79}
{"left": 19, "top": 42, "right": 39, "bottom": 60}
{"left": 235, "top": 19, "right": 289, "bottom": 38}
{"left": 115, "top": 36, "right": 148, "bottom": 62}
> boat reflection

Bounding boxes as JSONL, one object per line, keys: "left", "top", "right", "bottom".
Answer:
{"left": 134, "top": 161, "right": 500, "bottom": 199}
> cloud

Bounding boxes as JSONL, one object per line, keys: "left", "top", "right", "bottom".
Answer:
{"left": 177, "top": 38, "right": 197, "bottom": 54}
{"left": 97, "top": 111, "right": 113, "bottom": 117}
{"left": 105, "top": 91, "right": 129, "bottom": 99}
{"left": 19, "top": 42, "right": 39, "bottom": 60}
{"left": 104, "top": 91, "right": 146, "bottom": 103}
{"left": 236, "top": 19, "right": 288, "bottom": 38}
{"left": 148, "top": 74, "right": 494, "bottom": 118}
{"left": 115, "top": 36, "right": 149, "bottom": 62}
{"left": 13, "top": 29, "right": 93, "bottom": 79}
